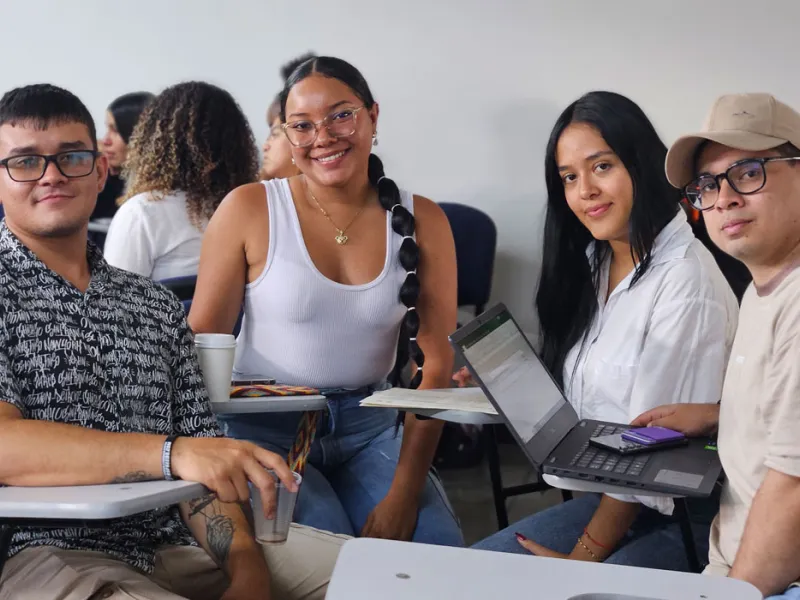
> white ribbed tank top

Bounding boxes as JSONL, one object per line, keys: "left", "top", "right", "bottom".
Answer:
{"left": 232, "top": 178, "right": 413, "bottom": 388}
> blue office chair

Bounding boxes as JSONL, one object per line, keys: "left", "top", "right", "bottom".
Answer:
{"left": 439, "top": 203, "right": 496, "bottom": 315}
{"left": 389, "top": 203, "right": 498, "bottom": 387}
{"left": 159, "top": 274, "right": 244, "bottom": 337}
{"left": 159, "top": 275, "right": 197, "bottom": 314}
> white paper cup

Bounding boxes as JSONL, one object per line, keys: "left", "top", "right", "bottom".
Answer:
{"left": 250, "top": 471, "right": 302, "bottom": 545}
{"left": 195, "top": 334, "right": 236, "bottom": 404}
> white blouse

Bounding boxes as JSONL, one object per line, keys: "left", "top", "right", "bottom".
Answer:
{"left": 562, "top": 210, "right": 739, "bottom": 513}
{"left": 104, "top": 191, "right": 208, "bottom": 281}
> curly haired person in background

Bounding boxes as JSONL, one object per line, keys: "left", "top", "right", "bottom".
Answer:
{"left": 103, "top": 81, "right": 259, "bottom": 280}
{"left": 188, "top": 56, "right": 465, "bottom": 546}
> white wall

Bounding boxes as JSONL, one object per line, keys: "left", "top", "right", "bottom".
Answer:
{"left": 3, "top": 0, "right": 799, "bottom": 336}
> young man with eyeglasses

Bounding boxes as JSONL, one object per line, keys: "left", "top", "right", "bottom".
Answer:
{"left": 635, "top": 93, "right": 800, "bottom": 599}
{"left": 0, "top": 84, "right": 344, "bottom": 600}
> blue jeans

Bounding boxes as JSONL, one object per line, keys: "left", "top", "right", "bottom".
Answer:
{"left": 472, "top": 493, "right": 712, "bottom": 572}
{"left": 219, "top": 384, "right": 464, "bottom": 547}
{"left": 767, "top": 587, "right": 800, "bottom": 599}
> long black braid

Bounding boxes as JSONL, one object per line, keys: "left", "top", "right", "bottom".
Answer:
{"left": 368, "top": 154, "right": 424, "bottom": 389}
{"left": 280, "top": 56, "right": 425, "bottom": 389}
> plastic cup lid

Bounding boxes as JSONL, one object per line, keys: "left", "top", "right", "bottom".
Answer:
{"left": 194, "top": 333, "right": 237, "bottom": 348}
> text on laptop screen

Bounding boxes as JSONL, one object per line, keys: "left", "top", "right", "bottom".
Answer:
{"left": 459, "top": 311, "right": 565, "bottom": 444}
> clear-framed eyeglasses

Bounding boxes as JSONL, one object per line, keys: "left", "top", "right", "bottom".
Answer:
{"left": 282, "top": 106, "right": 365, "bottom": 148}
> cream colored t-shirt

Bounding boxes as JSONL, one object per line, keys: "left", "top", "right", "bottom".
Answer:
{"left": 705, "top": 267, "right": 800, "bottom": 579}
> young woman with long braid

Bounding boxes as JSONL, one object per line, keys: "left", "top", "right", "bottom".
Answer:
{"left": 188, "top": 56, "right": 464, "bottom": 546}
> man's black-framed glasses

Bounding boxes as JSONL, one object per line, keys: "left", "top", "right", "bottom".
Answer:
{"left": 0, "top": 150, "right": 99, "bottom": 182}
{"left": 684, "top": 156, "right": 800, "bottom": 211}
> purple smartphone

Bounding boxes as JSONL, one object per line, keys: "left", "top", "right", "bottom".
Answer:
{"left": 622, "top": 426, "right": 686, "bottom": 446}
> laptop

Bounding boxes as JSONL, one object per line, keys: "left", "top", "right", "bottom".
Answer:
{"left": 449, "top": 303, "right": 722, "bottom": 497}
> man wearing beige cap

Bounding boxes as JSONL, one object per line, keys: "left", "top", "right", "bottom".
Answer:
{"left": 635, "top": 93, "right": 800, "bottom": 599}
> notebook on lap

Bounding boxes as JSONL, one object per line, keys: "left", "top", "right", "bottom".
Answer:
{"left": 449, "top": 303, "right": 721, "bottom": 497}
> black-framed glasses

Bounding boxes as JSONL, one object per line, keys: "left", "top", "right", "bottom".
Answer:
{"left": 684, "top": 156, "right": 800, "bottom": 211}
{"left": 282, "top": 106, "right": 365, "bottom": 148}
{"left": 0, "top": 150, "right": 99, "bottom": 182}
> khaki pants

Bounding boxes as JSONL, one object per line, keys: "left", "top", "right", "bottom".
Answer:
{"left": 0, "top": 524, "right": 347, "bottom": 600}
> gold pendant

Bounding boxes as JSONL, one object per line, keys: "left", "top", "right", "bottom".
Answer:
{"left": 335, "top": 232, "right": 348, "bottom": 245}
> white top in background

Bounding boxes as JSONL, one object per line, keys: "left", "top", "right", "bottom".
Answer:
{"left": 104, "top": 191, "right": 208, "bottom": 281}
{"left": 562, "top": 210, "right": 739, "bottom": 513}
{"left": 233, "top": 178, "right": 411, "bottom": 389}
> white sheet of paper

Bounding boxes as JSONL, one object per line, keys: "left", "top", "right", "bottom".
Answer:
{"left": 360, "top": 387, "right": 497, "bottom": 414}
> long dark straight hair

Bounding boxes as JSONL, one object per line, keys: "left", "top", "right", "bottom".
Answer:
{"left": 280, "top": 57, "right": 425, "bottom": 389}
{"left": 536, "top": 91, "right": 680, "bottom": 385}
{"left": 108, "top": 92, "right": 154, "bottom": 144}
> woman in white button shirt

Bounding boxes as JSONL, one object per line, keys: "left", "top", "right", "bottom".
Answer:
{"left": 471, "top": 91, "right": 739, "bottom": 571}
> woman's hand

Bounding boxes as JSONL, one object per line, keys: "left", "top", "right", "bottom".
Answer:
{"left": 515, "top": 533, "right": 600, "bottom": 562}
{"left": 361, "top": 490, "right": 419, "bottom": 541}
{"left": 630, "top": 403, "right": 720, "bottom": 437}
{"left": 515, "top": 533, "right": 570, "bottom": 559}
{"left": 452, "top": 367, "right": 475, "bottom": 388}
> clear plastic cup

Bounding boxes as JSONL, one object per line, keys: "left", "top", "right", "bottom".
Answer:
{"left": 250, "top": 470, "right": 302, "bottom": 545}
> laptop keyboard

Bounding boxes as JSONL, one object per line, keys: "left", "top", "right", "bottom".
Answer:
{"left": 568, "top": 424, "right": 651, "bottom": 476}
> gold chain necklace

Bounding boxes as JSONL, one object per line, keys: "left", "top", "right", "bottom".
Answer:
{"left": 306, "top": 182, "right": 369, "bottom": 245}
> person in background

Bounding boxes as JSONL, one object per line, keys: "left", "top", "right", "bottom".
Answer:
{"left": 635, "top": 93, "right": 800, "bottom": 599}
{"left": 188, "top": 56, "right": 464, "bottom": 546}
{"left": 259, "top": 52, "right": 316, "bottom": 180}
{"left": 94, "top": 91, "right": 153, "bottom": 219}
{"left": 0, "top": 83, "right": 343, "bottom": 600}
{"left": 103, "top": 81, "right": 259, "bottom": 281}
{"left": 468, "top": 91, "right": 738, "bottom": 570}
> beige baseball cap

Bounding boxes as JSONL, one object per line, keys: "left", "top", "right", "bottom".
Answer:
{"left": 665, "top": 93, "right": 800, "bottom": 188}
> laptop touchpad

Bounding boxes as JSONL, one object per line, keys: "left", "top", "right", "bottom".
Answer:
{"left": 653, "top": 469, "right": 703, "bottom": 490}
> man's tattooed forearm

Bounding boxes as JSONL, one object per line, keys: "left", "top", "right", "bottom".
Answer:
{"left": 188, "top": 493, "right": 218, "bottom": 517}
{"left": 207, "top": 514, "right": 235, "bottom": 565}
{"left": 110, "top": 471, "right": 154, "bottom": 484}
{"left": 186, "top": 493, "right": 235, "bottom": 566}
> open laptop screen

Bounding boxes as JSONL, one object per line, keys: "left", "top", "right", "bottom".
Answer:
{"left": 456, "top": 309, "right": 566, "bottom": 445}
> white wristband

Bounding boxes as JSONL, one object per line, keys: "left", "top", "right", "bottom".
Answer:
{"left": 162, "top": 434, "right": 178, "bottom": 481}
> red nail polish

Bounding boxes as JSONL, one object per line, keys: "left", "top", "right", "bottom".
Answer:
{"left": 515, "top": 532, "right": 527, "bottom": 541}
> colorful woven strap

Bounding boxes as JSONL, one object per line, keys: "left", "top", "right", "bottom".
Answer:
{"left": 287, "top": 410, "right": 321, "bottom": 474}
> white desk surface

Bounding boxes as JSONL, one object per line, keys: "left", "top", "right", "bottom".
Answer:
{"left": 407, "top": 407, "right": 502, "bottom": 425}
{"left": 543, "top": 473, "right": 681, "bottom": 498}
{"left": 0, "top": 480, "right": 207, "bottom": 520}
{"left": 328, "top": 538, "right": 761, "bottom": 600}
{"left": 87, "top": 219, "right": 112, "bottom": 233}
{"left": 212, "top": 395, "right": 327, "bottom": 414}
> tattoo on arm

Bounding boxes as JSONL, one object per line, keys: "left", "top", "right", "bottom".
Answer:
{"left": 110, "top": 471, "right": 154, "bottom": 484}
{"left": 188, "top": 493, "right": 218, "bottom": 517}
{"left": 186, "top": 493, "right": 235, "bottom": 566}
{"left": 206, "top": 514, "right": 235, "bottom": 565}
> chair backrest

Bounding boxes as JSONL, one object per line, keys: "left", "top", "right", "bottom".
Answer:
{"left": 388, "top": 203, "right": 497, "bottom": 387}
{"left": 439, "top": 202, "right": 497, "bottom": 314}
{"left": 159, "top": 275, "right": 198, "bottom": 314}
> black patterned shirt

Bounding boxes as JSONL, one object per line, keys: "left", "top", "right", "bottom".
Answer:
{"left": 0, "top": 222, "right": 222, "bottom": 573}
